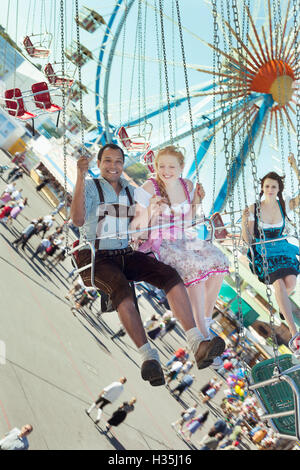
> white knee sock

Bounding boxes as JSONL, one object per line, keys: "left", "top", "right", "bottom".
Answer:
{"left": 87, "top": 402, "right": 96, "bottom": 414}
{"left": 96, "top": 408, "right": 103, "bottom": 421}
{"left": 138, "top": 343, "right": 160, "bottom": 363}
{"left": 185, "top": 327, "right": 204, "bottom": 355}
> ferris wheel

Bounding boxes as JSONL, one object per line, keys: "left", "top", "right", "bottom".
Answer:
{"left": 85, "top": 0, "right": 299, "bottom": 220}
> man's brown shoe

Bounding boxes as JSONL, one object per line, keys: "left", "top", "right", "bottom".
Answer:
{"left": 141, "top": 359, "right": 165, "bottom": 386}
{"left": 195, "top": 336, "right": 225, "bottom": 370}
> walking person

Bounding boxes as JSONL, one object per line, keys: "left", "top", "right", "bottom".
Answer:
{"left": 14, "top": 217, "right": 44, "bottom": 250}
{"left": 70, "top": 143, "right": 225, "bottom": 387}
{"left": 0, "top": 182, "right": 16, "bottom": 204}
{"left": 6, "top": 198, "right": 28, "bottom": 225}
{"left": 6, "top": 164, "right": 22, "bottom": 183}
{"left": 12, "top": 219, "right": 38, "bottom": 250}
{"left": 170, "top": 374, "right": 195, "bottom": 400}
{"left": 165, "top": 347, "right": 187, "bottom": 367}
{"left": 171, "top": 403, "right": 198, "bottom": 434}
{"left": 104, "top": 398, "right": 136, "bottom": 433}
{"left": 182, "top": 410, "right": 210, "bottom": 441}
{"left": 85, "top": 377, "right": 127, "bottom": 425}
{"left": 0, "top": 424, "right": 33, "bottom": 450}
{"left": 166, "top": 359, "right": 184, "bottom": 386}
{"left": 65, "top": 276, "right": 85, "bottom": 301}
{"left": 31, "top": 235, "right": 53, "bottom": 259}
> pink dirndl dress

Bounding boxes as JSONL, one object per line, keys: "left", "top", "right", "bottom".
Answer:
{"left": 135, "top": 178, "right": 229, "bottom": 287}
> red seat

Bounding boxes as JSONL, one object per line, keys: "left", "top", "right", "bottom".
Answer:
{"left": 117, "top": 126, "right": 150, "bottom": 153}
{"left": 23, "top": 36, "right": 35, "bottom": 56}
{"left": 143, "top": 149, "right": 155, "bottom": 173}
{"left": 44, "top": 63, "right": 74, "bottom": 87}
{"left": 117, "top": 126, "right": 132, "bottom": 150}
{"left": 44, "top": 63, "right": 56, "bottom": 85}
{"left": 72, "top": 239, "right": 80, "bottom": 264}
{"left": 31, "top": 82, "right": 62, "bottom": 113}
{"left": 4, "top": 88, "right": 37, "bottom": 120}
{"left": 23, "top": 36, "right": 50, "bottom": 58}
{"left": 210, "top": 212, "right": 229, "bottom": 240}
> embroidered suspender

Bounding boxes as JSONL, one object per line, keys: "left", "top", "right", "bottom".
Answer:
{"left": 93, "top": 179, "right": 134, "bottom": 250}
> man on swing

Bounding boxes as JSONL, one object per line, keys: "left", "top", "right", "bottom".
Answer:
{"left": 71, "top": 143, "right": 225, "bottom": 386}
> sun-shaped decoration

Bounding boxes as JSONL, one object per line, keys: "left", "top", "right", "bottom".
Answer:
{"left": 201, "top": 0, "right": 298, "bottom": 149}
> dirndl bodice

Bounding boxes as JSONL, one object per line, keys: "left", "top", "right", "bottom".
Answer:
{"left": 247, "top": 201, "right": 299, "bottom": 284}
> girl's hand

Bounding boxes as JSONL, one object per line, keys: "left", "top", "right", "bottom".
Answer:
{"left": 243, "top": 207, "right": 250, "bottom": 219}
{"left": 149, "top": 195, "right": 168, "bottom": 215}
{"left": 288, "top": 153, "right": 297, "bottom": 170}
{"left": 193, "top": 183, "right": 205, "bottom": 203}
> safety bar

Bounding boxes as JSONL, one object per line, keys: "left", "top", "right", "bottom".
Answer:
{"left": 68, "top": 240, "right": 96, "bottom": 288}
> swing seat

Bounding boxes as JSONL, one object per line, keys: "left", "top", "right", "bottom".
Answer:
{"left": 4, "top": 88, "right": 37, "bottom": 120}
{"left": 210, "top": 212, "right": 229, "bottom": 240}
{"left": 76, "top": 8, "right": 106, "bottom": 33}
{"left": 44, "top": 63, "right": 74, "bottom": 87}
{"left": 142, "top": 149, "right": 155, "bottom": 173}
{"left": 23, "top": 36, "right": 50, "bottom": 58}
{"left": 31, "top": 82, "right": 62, "bottom": 113}
{"left": 117, "top": 126, "right": 150, "bottom": 154}
{"left": 250, "top": 354, "right": 300, "bottom": 439}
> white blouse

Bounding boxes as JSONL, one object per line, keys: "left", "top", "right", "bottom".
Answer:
{"left": 134, "top": 186, "right": 195, "bottom": 216}
{"left": 248, "top": 197, "right": 292, "bottom": 228}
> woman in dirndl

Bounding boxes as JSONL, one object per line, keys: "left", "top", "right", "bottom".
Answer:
{"left": 242, "top": 154, "right": 300, "bottom": 355}
{"left": 132, "top": 146, "right": 229, "bottom": 355}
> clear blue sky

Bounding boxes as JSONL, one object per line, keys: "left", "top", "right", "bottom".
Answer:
{"left": 1, "top": 0, "right": 299, "bottom": 215}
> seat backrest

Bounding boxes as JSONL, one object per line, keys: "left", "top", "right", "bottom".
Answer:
{"left": 118, "top": 126, "right": 132, "bottom": 150}
{"left": 44, "top": 63, "right": 55, "bottom": 81}
{"left": 32, "top": 82, "right": 51, "bottom": 109}
{"left": 72, "top": 239, "right": 80, "bottom": 263}
{"left": 211, "top": 212, "right": 229, "bottom": 240}
{"left": 23, "top": 36, "right": 34, "bottom": 50}
{"left": 5, "top": 88, "right": 25, "bottom": 117}
{"left": 143, "top": 150, "right": 155, "bottom": 173}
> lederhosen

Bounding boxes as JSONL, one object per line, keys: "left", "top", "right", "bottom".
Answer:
{"left": 91, "top": 179, "right": 137, "bottom": 312}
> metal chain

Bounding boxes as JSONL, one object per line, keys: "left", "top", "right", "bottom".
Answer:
{"left": 75, "top": 0, "right": 85, "bottom": 152}
{"left": 171, "top": 0, "right": 179, "bottom": 136}
{"left": 158, "top": 0, "right": 174, "bottom": 144}
{"left": 119, "top": 1, "right": 127, "bottom": 127}
{"left": 154, "top": 0, "right": 166, "bottom": 143}
{"left": 212, "top": 1, "right": 219, "bottom": 206}
{"left": 175, "top": 0, "right": 205, "bottom": 221}
{"left": 232, "top": 2, "right": 280, "bottom": 365}
{"left": 137, "top": 0, "right": 143, "bottom": 132}
{"left": 223, "top": 0, "right": 245, "bottom": 364}
{"left": 60, "top": 0, "right": 69, "bottom": 250}
{"left": 292, "top": 0, "right": 300, "bottom": 255}
{"left": 127, "top": 9, "right": 140, "bottom": 124}
{"left": 142, "top": 0, "right": 148, "bottom": 120}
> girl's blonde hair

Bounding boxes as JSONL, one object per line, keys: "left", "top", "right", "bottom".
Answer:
{"left": 154, "top": 146, "right": 185, "bottom": 208}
